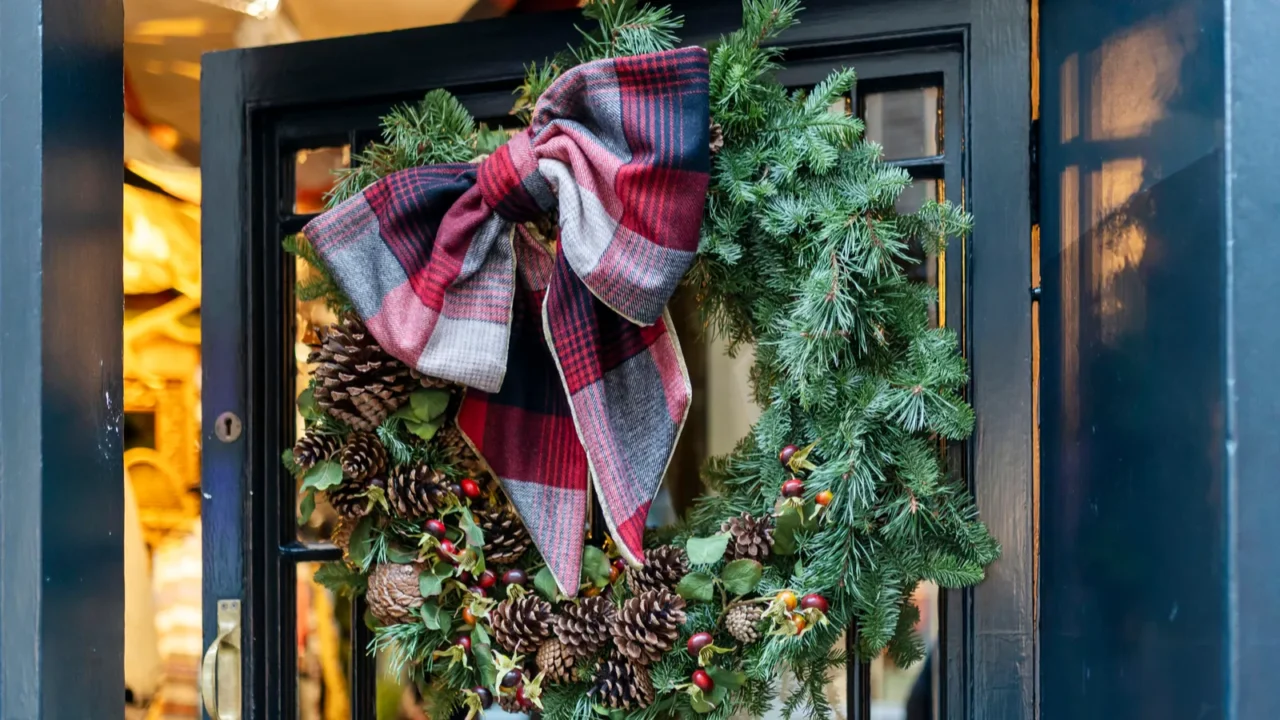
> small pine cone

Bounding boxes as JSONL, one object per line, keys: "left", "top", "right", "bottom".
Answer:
{"left": 490, "top": 595, "right": 554, "bottom": 654}
{"left": 309, "top": 314, "right": 417, "bottom": 431}
{"left": 613, "top": 590, "right": 687, "bottom": 666}
{"left": 366, "top": 563, "right": 424, "bottom": 625}
{"left": 386, "top": 464, "right": 448, "bottom": 519}
{"left": 340, "top": 431, "right": 387, "bottom": 481}
{"left": 496, "top": 693, "right": 523, "bottom": 713}
{"left": 475, "top": 505, "right": 532, "bottom": 565}
{"left": 721, "top": 512, "right": 774, "bottom": 562}
{"left": 554, "top": 595, "right": 617, "bottom": 657}
{"left": 626, "top": 545, "right": 689, "bottom": 596}
{"left": 536, "top": 638, "right": 577, "bottom": 683}
{"left": 293, "top": 431, "right": 342, "bottom": 470}
{"left": 725, "top": 603, "right": 764, "bottom": 644}
{"left": 436, "top": 426, "right": 488, "bottom": 478}
{"left": 708, "top": 121, "right": 725, "bottom": 154}
{"left": 592, "top": 655, "right": 655, "bottom": 711}
{"left": 326, "top": 475, "right": 385, "bottom": 519}
{"left": 331, "top": 520, "right": 355, "bottom": 558}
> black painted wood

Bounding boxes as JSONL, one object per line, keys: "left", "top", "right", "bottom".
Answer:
{"left": 201, "top": 2, "right": 1032, "bottom": 718}
{"left": 0, "top": 0, "right": 124, "bottom": 716}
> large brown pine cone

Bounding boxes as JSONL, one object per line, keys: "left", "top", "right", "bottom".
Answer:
{"left": 626, "top": 545, "right": 689, "bottom": 596}
{"left": 613, "top": 590, "right": 687, "bottom": 666}
{"left": 435, "top": 425, "right": 488, "bottom": 478}
{"left": 721, "top": 512, "right": 774, "bottom": 562}
{"left": 490, "top": 595, "right": 554, "bottom": 654}
{"left": 554, "top": 595, "right": 617, "bottom": 657}
{"left": 592, "top": 655, "right": 655, "bottom": 711}
{"left": 366, "top": 563, "right": 424, "bottom": 625}
{"left": 340, "top": 431, "right": 387, "bottom": 481}
{"left": 309, "top": 314, "right": 417, "bottom": 431}
{"left": 536, "top": 638, "right": 577, "bottom": 683}
{"left": 293, "top": 431, "right": 342, "bottom": 470}
{"left": 725, "top": 603, "right": 764, "bottom": 644}
{"left": 475, "top": 505, "right": 532, "bottom": 565}
{"left": 326, "top": 476, "right": 376, "bottom": 519}
{"left": 386, "top": 464, "right": 449, "bottom": 519}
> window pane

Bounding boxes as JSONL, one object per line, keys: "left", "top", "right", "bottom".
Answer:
{"left": 297, "top": 562, "right": 352, "bottom": 719}
{"left": 870, "top": 583, "right": 940, "bottom": 718}
{"left": 864, "top": 87, "right": 941, "bottom": 159}
{"left": 294, "top": 145, "right": 349, "bottom": 215}
{"left": 295, "top": 254, "right": 343, "bottom": 545}
{"left": 898, "top": 179, "right": 942, "bottom": 327}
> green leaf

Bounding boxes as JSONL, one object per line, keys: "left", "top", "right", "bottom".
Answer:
{"left": 420, "top": 602, "right": 445, "bottom": 630}
{"left": 689, "top": 690, "right": 716, "bottom": 713}
{"left": 707, "top": 684, "right": 728, "bottom": 704}
{"left": 772, "top": 505, "right": 803, "bottom": 555}
{"left": 534, "top": 566, "right": 561, "bottom": 601}
{"left": 386, "top": 543, "right": 417, "bottom": 564}
{"left": 686, "top": 534, "right": 731, "bottom": 565}
{"left": 348, "top": 515, "right": 376, "bottom": 568}
{"left": 404, "top": 417, "right": 445, "bottom": 441}
{"left": 706, "top": 667, "right": 746, "bottom": 690}
{"left": 297, "top": 387, "right": 321, "bottom": 420}
{"left": 582, "top": 546, "right": 612, "bottom": 587}
{"left": 419, "top": 572, "right": 445, "bottom": 598}
{"left": 281, "top": 448, "right": 299, "bottom": 471}
{"left": 675, "top": 572, "right": 716, "bottom": 602}
{"left": 410, "top": 389, "right": 451, "bottom": 422}
{"left": 458, "top": 507, "right": 485, "bottom": 549}
{"left": 297, "top": 490, "right": 316, "bottom": 526}
{"left": 473, "top": 643, "right": 497, "bottom": 688}
{"left": 471, "top": 623, "right": 490, "bottom": 646}
{"left": 313, "top": 562, "right": 367, "bottom": 596}
{"left": 720, "top": 559, "right": 763, "bottom": 596}
{"left": 301, "top": 460, "right": 344, "bottom": 491}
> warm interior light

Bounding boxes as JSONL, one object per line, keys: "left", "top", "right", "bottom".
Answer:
{"left": 194, "top": 0, "right": 280, "bottom": 20}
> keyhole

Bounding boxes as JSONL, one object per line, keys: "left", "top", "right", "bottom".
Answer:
{"left": 215, "top": 411, "right": 242, "bottom": 443}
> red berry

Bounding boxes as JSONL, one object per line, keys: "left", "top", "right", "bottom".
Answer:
{"left": 815, "top": 490, "right": 833, "bottom": 507}
{"left": 502, "top": 568, "right": 528, "bottom": 586}
{"left": 438, "top": 539, "right": 459, "bottom": 562}
{"left": 424, "top": 519, "right": 447, "bottom": 539}
{"left": 473, "top": 687, "right": 493, "bottom": 709}
{"left": 692, "top": 669, "right": 715, "bottom": 692}
{"left": 516, "top": 685, "right": 531, "bottom": 709}
{"left": 800, "top": 594, "right": 829, "bottom": 613}
{"left": 612, "top": 558, "right": 626, "bottom": 572}
{"left": 608, "top": 566, "right": 621, "bottom": 583}
{"left": 458, "top": 570, "right": 474, "bottom": 584}
{"left": 460, "top": 478, "right": 482, "bottom": 498}
{"left": 478, "top": 570, "right": 498, "bottom": 589}
{"left": 779, "top": 444, "right": 799, "bottom": 466}
{"left": 687, "top": 632, "right": 714, "bottom": 656}
{"left": 782, "top": 478, "right": 805, "bottom": 498}
{"left": 468, "top": 585, "right": 487, "bottom": 598}
{"left": 456, "top": 635, "right": 472, "bottom": 653}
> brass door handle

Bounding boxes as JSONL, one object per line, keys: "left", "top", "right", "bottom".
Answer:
{"left": 200, "top": 599, "right": 242, "bottom": 720}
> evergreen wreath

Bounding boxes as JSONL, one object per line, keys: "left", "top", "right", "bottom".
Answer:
{"left": 286, "top": 1, "right": 998, "bottom": 718}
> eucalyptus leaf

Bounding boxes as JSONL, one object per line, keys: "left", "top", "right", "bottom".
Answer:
{"left": 301, "top": 460, "right": 344, "bottom": 491}
{"left": 686, "top": 534, "right": 731, "bottom": 565}
{"left": 720, "top": 559, "right": 763, "bottom": 596}
{"left": 534, "top": 566, "right": 561, "bottom": 602}
{"left": 297, "top": 490, "right": 316, "bottom": 527}
{"left": 675, "top": 571, "right": 716, "bottom": 602}
{"left": 420, "top": 602, "right": 445, "bottom": 630}
{"left": 582, "top": 546, "right": 612, "bottom": 587}
{"left": 348, "top": 515, "right": 376, "bottom": 568}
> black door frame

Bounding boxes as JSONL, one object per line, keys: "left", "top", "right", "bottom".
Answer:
{"left": 201, "top": 1, "right": 1032, "bottom": 718}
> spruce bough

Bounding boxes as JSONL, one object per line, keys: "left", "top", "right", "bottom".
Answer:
{"left": 294, "top": 1, "right": 998, "bottom": 718}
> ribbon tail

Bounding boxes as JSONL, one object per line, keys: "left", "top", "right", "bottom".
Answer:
{"left": 543, "top": 249, "right": 692, "bottom": 569}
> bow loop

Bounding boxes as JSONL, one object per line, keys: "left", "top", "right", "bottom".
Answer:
{"left": 303, "top": 47, "right": 711, "bottom": 596}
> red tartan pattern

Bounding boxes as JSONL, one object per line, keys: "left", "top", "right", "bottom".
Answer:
{"left": 303, "top": 47, "right": 709, "bottom": 594}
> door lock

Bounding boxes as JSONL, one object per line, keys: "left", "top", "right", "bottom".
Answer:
{"left": 200, "top": 599, "right": 242, "bottom": 720}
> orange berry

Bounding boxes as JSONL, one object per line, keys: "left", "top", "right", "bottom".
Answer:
{"left": 777, "top": 590, "right": 798, "bottom": 611}
{"left": 792, "top": 614, "right": 807, "bottom": 632}
{"left": 584, "top": 585, "right": 602, "bottom": 597}
{"left": 609, "top": 566, "right": 621, "bottom": 583}
{"left": 815, "top": 490, "right": 833, "bottom": 506}
{"left": 462, "top": 608, "right": 477, "bottom": 626}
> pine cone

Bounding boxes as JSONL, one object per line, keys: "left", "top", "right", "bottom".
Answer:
{"left": 475, "top": 505, "right": 532, "bottom": 565}
{"left": 591, "top": 655, "right": 655, "bottom": 711}
{"left": 721, "top": 512, "right": 774, "bottom": 562}
{"left": 309, "top": 314, "right": 417, "bottom": 431}
{"left": 536, "top": 638, "right": 577, "bottom": 683}
{"left": 554, "top": 595, "right": 617, "bottom": 657}
{"left": 490, "top": 595, "right": 554, "bottom": 654}
{"left": 386, "top": 464, "right": 449, "bottom": 519}
{"left": 366, "top": 563, "right": 424, "bottom": 625}
{"left": 613, "top": 590, "right": 687, "bottom": 666}
{"left": 726, "top": 603, "right": 763, "bottom": 644}
{"left": 293, "top": 431, "right": 342, "bottom": 470}
{"left": 496, "top": 693, "right": 523, "bottom": 713}
{"left": 326, "top": 475, "right": 385, "bottom": 519}
{"left": 340, "top": 431, "right": 387, "bottom": 481}
{"left": 331, "top": 520, "right": 355, "bottom": 559}
{"left": 709, "top": 121, "right": 724, "bottom": 154}
{"left": 626, "top": 545, "right": 689, "bottom": 596}
{"left": 436, "top": 425, "right": 488, "bottom": 478}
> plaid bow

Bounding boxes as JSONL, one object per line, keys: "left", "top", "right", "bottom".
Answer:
{"left": 304, "top": 47, "right": 710, "bottom": 594}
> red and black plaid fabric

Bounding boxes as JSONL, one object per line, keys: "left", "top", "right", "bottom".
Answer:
{"left": 304, "top": 47, "right": 710, "bottom": 594}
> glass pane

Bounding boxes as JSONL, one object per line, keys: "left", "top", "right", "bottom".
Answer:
{"left": 148, "top": 521, "right": 203, "bottom": 718}
{"left": 297, "top": 562, "right": 353, "bottom": 719}
{"left": 296, "top": 252, "right": 342, "bottom": 544}
{"left": 899, "top": 179, "right": 942, "bottom": 327}
{"left": 863, "top": 87, "right": 941, "bottom": 160}
{"left": 294, "top": 145, "right": 350, "bottom": 215}
{"left": 870, "top": 583, "right": 940, "bottom": 718}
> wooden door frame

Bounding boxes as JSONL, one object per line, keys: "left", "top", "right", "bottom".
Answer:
{"left": 201, "top": 1, "right": 1033, "bottom": 718}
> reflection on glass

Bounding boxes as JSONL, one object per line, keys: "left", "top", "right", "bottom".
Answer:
{"left": 864, "top": 88, "right": 941, "bottom": 160}
{"left": 870, "top": 583, "right": 939, "bottom": 719}
{"left": 899, "top": 180, "right": 942, "bottom": 327}
{"left": 297, "top": 252, "right": 342, "bottom": 545}
{"left": 297, "top": 562, "right": 352, "bottom": 720}
{"left": 295, "top": 145, "right": 350, "bottom": 215}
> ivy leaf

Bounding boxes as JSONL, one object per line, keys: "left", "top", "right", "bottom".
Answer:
{"left": 686, "top": 534, "right": 731, "bottom": 565}
{"left": 420, "top": 602, "right": 445, "bottom": 630}
{"left": 706, "top": 667, "right": 746, "bottom": 690}
{"left": 582, "top": 546, "right": 612, "bottom": 587}
{"left": 297, "top": 490, "right": 316, "bottom": 527}
{"left": 534, "top": 566, "right": 561, "bottom": 602}
{"left": 720, "top": 559, "right": 763, "bottom": 596}
{"left": 458, "top": 507, "right": 485, "bottom": 549}
{"left": 675, "top": 571, "right": 716, "bottom": 602}
{"left": 301, "top": 460, "right": 344, "bottom": 491}
{"left": 410, "top": 389, "right": 451, "bottom": 422}
{"left": 348, "top": 515, "right": 376, "bottom": 568}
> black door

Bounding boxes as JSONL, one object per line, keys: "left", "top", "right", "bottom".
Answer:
{"left": 200, "top": 2, "right": 1032, "bottom": 718}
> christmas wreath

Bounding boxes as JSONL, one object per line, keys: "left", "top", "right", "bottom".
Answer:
{"left": 285, "top": 1, "right": 997, "bottom": 718}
